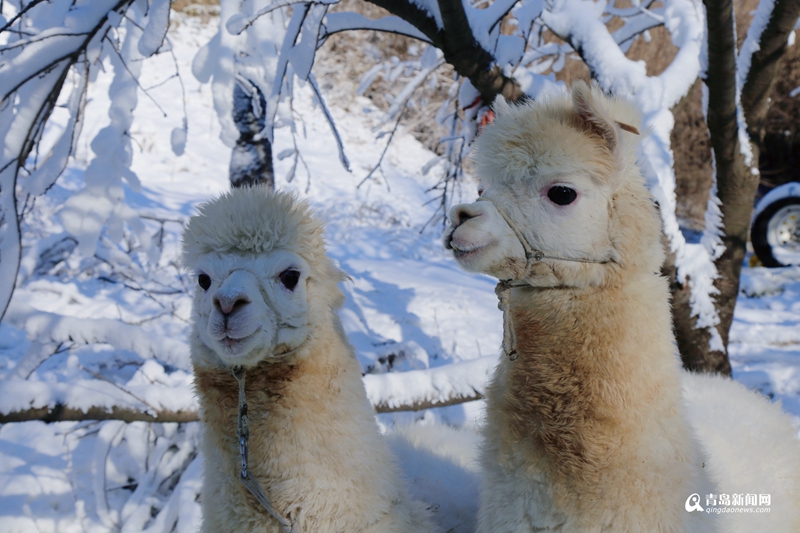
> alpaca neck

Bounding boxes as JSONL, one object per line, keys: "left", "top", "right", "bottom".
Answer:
{"left": 488, "top": 272, "right": 692, "bottom": 486}
{"left": 193, "top": 316, "right": 402, "bottom": 531}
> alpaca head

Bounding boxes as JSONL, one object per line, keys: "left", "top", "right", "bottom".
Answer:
{"left": 444, "top": 81, "right": 664, "bottom": 287}
{"left": 182, "top": 187, "right": 345, "bottom": 368}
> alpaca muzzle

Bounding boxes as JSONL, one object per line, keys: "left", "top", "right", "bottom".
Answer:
{"left": 474, "top": 196, "right": 617, "bottom": 362}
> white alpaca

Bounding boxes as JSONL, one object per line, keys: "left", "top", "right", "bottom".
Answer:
{"left": 443, "top": 82, "right": 800, "bottom": 533}
{"left": 182, "top": 187, "right": 436, "bottom": 533}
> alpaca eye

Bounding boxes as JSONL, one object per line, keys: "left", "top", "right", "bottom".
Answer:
{"left": 278, "top": 269, "right": 300, "bottom": 291}
{"left": 198, "top": 274, "right": 211, "bottom": 291}
{"left": 547, "top": 186, "right": 577, "bottom": 206}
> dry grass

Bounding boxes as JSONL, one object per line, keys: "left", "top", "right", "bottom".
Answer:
{"left": 171, "top": 0, "right": 218, "bottom": 12}
{"left": 171, "top": 0, "right": 219, "bottom": 22}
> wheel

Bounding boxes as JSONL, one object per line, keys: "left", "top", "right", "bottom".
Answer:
{"left": 751, "top": 196, "right": 800, "bottom": 267}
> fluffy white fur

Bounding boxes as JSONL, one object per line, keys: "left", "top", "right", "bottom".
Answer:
{"left": 444, "top": 82, "right": 800, "bottom": 532}
{"left": 182, "top": 186, "right": 436, "bottom": 533}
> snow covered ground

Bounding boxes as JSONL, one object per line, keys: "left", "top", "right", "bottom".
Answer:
{"left": 0, "top": 13, "right": 799, "bottom": 533}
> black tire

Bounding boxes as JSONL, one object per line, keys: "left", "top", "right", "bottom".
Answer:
{"left": 751, "top": 196, "right": 800, "bottom": 268}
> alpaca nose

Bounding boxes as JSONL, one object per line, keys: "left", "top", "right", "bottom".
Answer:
{"left": 449, "top": 203, "right": 482, "bottom": 228}
{"left": 214, "top": 293, "right": 251, "bottom": 316}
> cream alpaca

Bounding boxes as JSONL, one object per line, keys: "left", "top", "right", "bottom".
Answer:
{"left": 182, "top": 187, "right": 436, "bottom": 533}
{"left": 444, "top": 82, "right": 800, "bottom": 533}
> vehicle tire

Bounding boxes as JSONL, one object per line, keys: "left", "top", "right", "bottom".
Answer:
{"left": 751, "top": 196, "right": 800, "bottom": 267}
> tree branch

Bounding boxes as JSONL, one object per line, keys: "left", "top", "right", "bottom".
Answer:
{"left": 0, "top": 392, "right": 484, "bottom": 423}
{"left": 365, "top": 0, "right": 525, "bottom": 104}
{"left": 740, "top": 0, "right": 800, "bottom": 148}
{"left": 0, "top": 0, "right": 49, "bottom": 34}
{"left": 0, "top": 405, "right": 200, "bottom": 424}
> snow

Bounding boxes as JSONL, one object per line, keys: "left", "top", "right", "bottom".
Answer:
{"left": 1, "top": 6, "right": 800, "bottom": 533}
{"left": 138, "top": 0, "right": 171, "bottom": 58}
{"left": 736, "top": 0, "right": 775, "bottom": 111}
{"left": 753, "top": 181, "right": 800, "bottom": 218}
{"left": 60, "top": 9, "right": 158, "bottom": 262}
{"left": 464, "top": 0, "right": 518, "bottom": 52}
{"left": 730, "top": 0, "right": 759, "bottom": 171}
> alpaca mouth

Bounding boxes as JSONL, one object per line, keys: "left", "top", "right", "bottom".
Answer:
{"left": 450, "top": 241, "right": 488, "bottom": 260}
{"left": 223, "top": 336, "right": 244, "bottom": 347}
{"left": 219, "top": 330, "right": 257, "bottom": 350}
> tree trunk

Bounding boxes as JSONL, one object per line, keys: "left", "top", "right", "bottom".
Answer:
{"left": 663, "top": 249, "right": 730, "bottom": 373}
{"left": 230, "top": 81, "right": 275, "bottom": 189}
{"left": 675, "top": 0, "right": 800, "bottom": 374}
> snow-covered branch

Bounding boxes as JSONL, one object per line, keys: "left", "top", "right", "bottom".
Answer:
{"left": 308, "top": 72, "right": 351, "bottom": 170}
{"left": 5, "top": 302, "right": 190, "bottom": 368}
{"left": 0, "top": 0, "right": 174, "bottom": 322}
{"left": 0, "top": 356, "right": 494, "bottom": 422}
{"left": 0, "top": 0, "right": 132, "bottom": 100}
{"left": 366, "top": 0, "right": 524, "bottom": 103}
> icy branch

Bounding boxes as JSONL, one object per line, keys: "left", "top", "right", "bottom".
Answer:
{"left": 611, "top": 11, "right": 665, "bottom": 48}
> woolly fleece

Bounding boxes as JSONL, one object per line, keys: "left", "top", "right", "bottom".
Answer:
{"left": 450, "top": 82, "right": 800, "bottom": 533}
{"left": 183, "top": 186, "right": 437, "bottom": 533}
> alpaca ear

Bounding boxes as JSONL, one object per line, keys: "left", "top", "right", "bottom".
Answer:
{"left": 492, "top": 95, "right": 512, "bottom": 117}
{"left": 571, "top": 81, "right": 618, "bottom": 154}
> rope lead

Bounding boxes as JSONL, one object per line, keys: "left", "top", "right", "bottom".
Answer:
{"left": 496, "top": 281, "right": 519, "bottom": 361}
{"left": 231, "top": 366, "right": 299, "bottom": 533}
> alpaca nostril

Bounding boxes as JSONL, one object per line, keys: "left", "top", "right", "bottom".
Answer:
{"left": 214, "top": 294, "right": 251, "bottom": 316}
{"left": 453, "top": 206, "right": 480, "bottom": 227}
{"left": 458, "top": 209, "right": 473, "bottom": 226}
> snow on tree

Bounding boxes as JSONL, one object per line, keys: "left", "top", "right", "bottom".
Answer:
{"left": 0, "top": 0, "right": 797, "bottom": 426}
{"left": 0, "top": 0, "right": 180, "bottom": 322}
{"left": 231, "top": 0, "right": 799, "bottom": 373}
